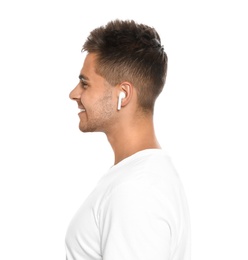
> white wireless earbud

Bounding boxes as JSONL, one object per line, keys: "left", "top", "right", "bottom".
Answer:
{"left": 117, "top": 91, "right": 126, "bottom": 111}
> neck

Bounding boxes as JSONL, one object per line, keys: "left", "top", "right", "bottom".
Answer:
{"left": 106, "top": 115, "right": 161, "bottom": 165}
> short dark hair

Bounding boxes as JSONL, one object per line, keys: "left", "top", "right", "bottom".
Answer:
{"left": 82, "top": 19, "right": 168, "bottom": 113}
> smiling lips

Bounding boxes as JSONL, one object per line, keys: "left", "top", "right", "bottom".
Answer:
{"left": 78, "top": 106, "right": 86, "bottom": 114}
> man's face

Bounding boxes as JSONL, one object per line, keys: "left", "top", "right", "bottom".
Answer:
{"left": 69, "top": 53, "right": 117, "bottom": 133}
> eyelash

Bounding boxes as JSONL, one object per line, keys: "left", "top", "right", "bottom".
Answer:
{"left": 80, "top": 80, "right": 88, "bottom": 89}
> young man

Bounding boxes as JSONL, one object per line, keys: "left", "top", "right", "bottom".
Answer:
{"left": 66, "top": 19, "right": 191, "bottom": 260}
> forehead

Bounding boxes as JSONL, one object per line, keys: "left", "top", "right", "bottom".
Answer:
{"left": 80, "top": 53, "right": 113, "bottom": 89}
{"left": 80, "top": 53, "right": 98, "bottom": 77}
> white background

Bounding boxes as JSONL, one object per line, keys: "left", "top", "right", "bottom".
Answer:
{"left": 0, "top": 0, "right": 247, "bottom": 259}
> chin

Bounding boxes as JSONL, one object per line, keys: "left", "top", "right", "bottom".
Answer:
{"left": 79, "top": 123, "right": 87, "bottom": 133}
{"left": 79, "top": 124, "right": 96, "bottom": 133}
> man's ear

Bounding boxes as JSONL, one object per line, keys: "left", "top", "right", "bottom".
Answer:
{"left": 117, "top": 82, "right": 133, "bottom": 109}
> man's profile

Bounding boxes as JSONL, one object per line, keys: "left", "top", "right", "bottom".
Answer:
{"left": 65, "top": 19, "right": 191, "bottom": 260}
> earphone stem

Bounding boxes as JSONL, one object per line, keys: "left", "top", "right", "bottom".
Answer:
{"left": 117, "top": 92, "right": 126, "bottom": 111}
{"left": 117, "top": 96, "right": 122, "bottom": 110}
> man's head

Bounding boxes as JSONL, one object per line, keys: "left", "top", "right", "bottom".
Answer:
{"left": 70, "top": 20, "right": 168, "bottom": 134}
{"left": 82, "top": 19, "right": 168, "bottom": 113}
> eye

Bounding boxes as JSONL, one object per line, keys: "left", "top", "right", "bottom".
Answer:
{"left": 80, "top": 80, "right": 88, "bottom": 89}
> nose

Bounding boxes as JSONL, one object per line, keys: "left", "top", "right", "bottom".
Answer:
{"left": 69, "top": 83, "right": 82, "bottom": 101}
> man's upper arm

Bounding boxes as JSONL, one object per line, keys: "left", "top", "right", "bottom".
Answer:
{"left": 99, "top": 181, "right": 172, "bottom": 260}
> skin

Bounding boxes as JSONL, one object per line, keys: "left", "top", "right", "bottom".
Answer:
{"left": 69, "top": 53, "right": 161, "bottom": 165}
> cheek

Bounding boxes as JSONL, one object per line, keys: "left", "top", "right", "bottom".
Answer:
{"left": 95, "top": 92, "right": 116, "bottom": 117}
{"left": 80, "top": 93, "right": 92, "bottom": 110}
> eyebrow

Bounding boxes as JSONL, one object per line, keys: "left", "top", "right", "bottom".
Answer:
{"left": 78, "top": 74, "right": 89, "bottom": 81}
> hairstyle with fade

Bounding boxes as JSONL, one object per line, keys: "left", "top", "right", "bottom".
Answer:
{"left": 82, "top": 19, "right": 168, "bottom": 113}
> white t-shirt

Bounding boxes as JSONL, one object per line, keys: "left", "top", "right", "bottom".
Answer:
{"left": 65, "top": 149, "right": 191, "bottom": 260}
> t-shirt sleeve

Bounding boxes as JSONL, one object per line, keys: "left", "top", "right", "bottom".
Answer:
{"left": 98, "top": 181, "right": 172, "bottom": 260}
